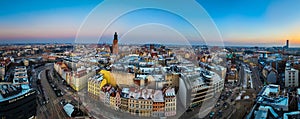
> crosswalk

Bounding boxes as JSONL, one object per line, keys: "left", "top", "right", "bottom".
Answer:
{"left": 39, "top": 105, "right": 47, "bottom": 112}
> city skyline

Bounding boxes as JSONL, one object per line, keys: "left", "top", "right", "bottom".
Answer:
{"left": 1, "top": 1, "right": 300, "bottom": 119}
{"left": 0, "top": 0, "right": 300, "bottom": 47}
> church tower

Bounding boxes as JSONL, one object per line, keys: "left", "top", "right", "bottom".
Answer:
{"left": 112, "top": 32, "right": 119, "bottom": 55}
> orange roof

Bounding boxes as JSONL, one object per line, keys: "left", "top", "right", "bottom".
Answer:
{"left": 56, "top": 62, "right": 63, "bottom": 65}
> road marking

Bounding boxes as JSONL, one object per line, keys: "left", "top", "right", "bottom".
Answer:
{"left": 38, "top": 70, "right": 43, "bottom": 79}
{"left": 39, "top": 105, "right": 47, "bottom": 112}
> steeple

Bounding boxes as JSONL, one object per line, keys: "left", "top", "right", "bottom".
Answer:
{"left": 112, "top": 32, "right": 119, "bottom": 55}
{"left": 114, "top": 32, "right": 118, "bottom": 40}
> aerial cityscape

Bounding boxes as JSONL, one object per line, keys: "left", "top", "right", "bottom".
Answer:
{"left": 0, "top": 0, "right": 300, "bottom": 119}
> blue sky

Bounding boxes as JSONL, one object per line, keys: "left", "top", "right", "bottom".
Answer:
{"left": 0, "top": 0, "right": 300, "bottom": 47}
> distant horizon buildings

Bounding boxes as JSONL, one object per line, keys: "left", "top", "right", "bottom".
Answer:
{"left": 284, "top": 40, "right": 289, "bottom": 49}
{"left": 0, "top": 34, "right": 299, "bottom": 48}
{"left": 0, "top": 37, "right": 299, "bottom": 48}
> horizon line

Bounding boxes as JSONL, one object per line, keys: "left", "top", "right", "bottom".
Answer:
{"left": 0, "top": 42, "right": 299, "bottom": 48}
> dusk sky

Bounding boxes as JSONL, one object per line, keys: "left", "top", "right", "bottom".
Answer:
{"left": 0, "top": 0, "right": 300, "bottom": 47}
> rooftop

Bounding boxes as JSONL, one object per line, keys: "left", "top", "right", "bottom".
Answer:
{"left": 121, "top": 88, "right": 130, "bottom": 98}
{"left": 152, "top": 90, "right": 164, "bottom": 102}
{"left": 0, "top": 84, "right": 33, "bottom": 102}
{"left": 257, "top": 84, "right": 288, "bottom": 111}
{"left": 255, "top": 106, "right": 279, "bottom": 119}
{"left": 283, "top": 111, "right": 300, "bottom": 119}
{"left": 63, "top": 103, "right": 75, "bottom": 117}
{"left": 259, "top": 84, "right": 280, "bottom": 97}
{"left": 264, "top": 65, "right": 273, "bottom": 72}
{"left": 0, "top": 66, "right": 31, "bottom": 102}
{"left": 165, "top": 88, "right": 175, "bottom": 97}
{"left": 90, "top": 74, "right": 103, "bottom": 82}
{"left": 15, "top": 66, "right": 26, "bottom": 70}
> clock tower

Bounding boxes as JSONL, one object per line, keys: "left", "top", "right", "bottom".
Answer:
{"left": 112, "top": 32, "right": 119, "bottom": 55}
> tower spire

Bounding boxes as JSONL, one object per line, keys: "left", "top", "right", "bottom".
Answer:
{"left": 112, "top": 32, "right": 119, "bottom": 55}
{"left": 114, "top": 32, "right": 118, "bottom": 40}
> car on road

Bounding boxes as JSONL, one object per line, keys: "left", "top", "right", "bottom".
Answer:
{"left": 36, "top": 90, "right": 41, "bottom": 95}
{"left": 62, "top": 80, "right": 67, "bottom": 85}
{"left": 223, "top": 102, "right": 228, "bottom": 108}
{"left": 42, "top": 96, "right": 49, "bottom": 104}
{"left": 209, "top": 112, "right": 215, "bottom": 118}
{"left": 48, "top": 79, "right": 53, "bottom": 83}
{"left": 56, "top": 92, "right": 62, "bottom": 97}
{"left": 55, "top": 89, "right": 64, "bottom": 97}
{"left": 38, "top": 97, "right": 44, "bottom": 105}
{"left": 50, "top": 83, "right": 57, "bottom": 88}
{"left": 60, "top": 99, "right": 67, "bottom": 105}
{"left": 186, "top": 108, "right": 193, "bottom": 112}
{"left": 231, "top": 98, "right": 234, "bottom": 102}
{"left": 53, "top": 87, "right": 58, "bottom": 91}
{"left": 218, "top": 110, "right": 223, "bottom": 117}
{"left": 215, "top": 102, "right": 220, "bottom": 107}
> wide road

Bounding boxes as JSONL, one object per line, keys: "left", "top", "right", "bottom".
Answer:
{"left": 238, "top": 63, "right": 246, "bottom": 88}
{"left": 250, "top": 66, "right": 263, "bottom": 93}
{"left": 40, "top": 69, "right": 66, "bottom": 119}
{"left": 33, "top": 64, "right": 67, "bottom": 119}
{"left": 238, "top": 61, "right": 263, "bottom": 92}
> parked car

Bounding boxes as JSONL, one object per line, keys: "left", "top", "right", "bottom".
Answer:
{"left": 60, "top": 99, "right": 66, "bottom": 105}
{"left": 62, "top": 80, "right": 67, "bottom": 85}
{"left": 50, "top": 83, "right": 56, "bottom": 88}
{"left": 55, "top": 90, "right": 63, "bottom": 97}
{"left": 218, "top": 110, "right": 223, "bottom": 117}
{"left": 209, "top": 112, "right": 215, "bottom": 118}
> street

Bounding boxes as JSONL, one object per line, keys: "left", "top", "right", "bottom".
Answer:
{"left": 33, "top": 65, "right": 67, "bottom": 119}
{"left": 250, "top": 66, "right": 263, "bottom": 93}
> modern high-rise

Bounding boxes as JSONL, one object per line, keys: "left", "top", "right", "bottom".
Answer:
{"left": 284, "top": 40, "right": 289, "bottom": 49}
{"left": 285, "top": 63, "right": 299, "bottom": 87}
{"left": 112, "top": 32, "right": 119, "bottom": 55}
